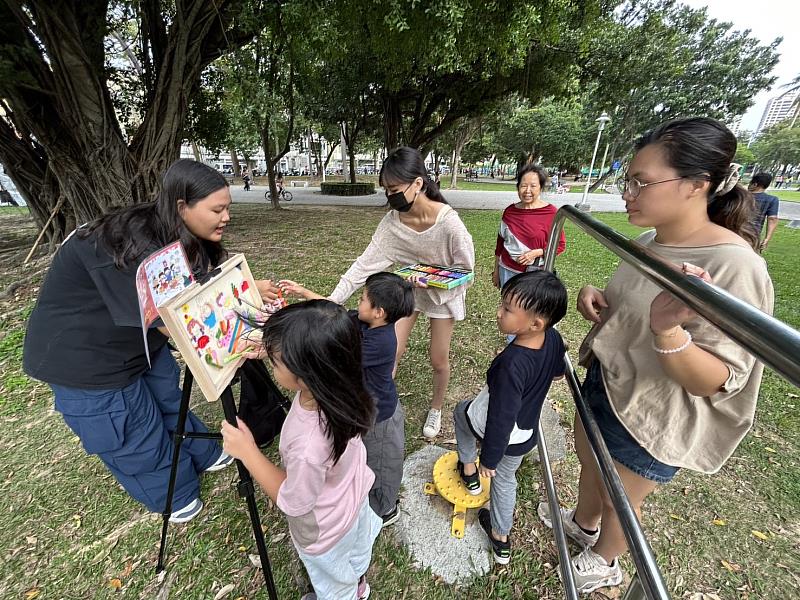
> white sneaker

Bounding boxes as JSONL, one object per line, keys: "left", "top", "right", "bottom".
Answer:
{"left": 205, "top": 451, "right": 235, "bottom": 472}
{"left": 169, "top": 498, "right": 203, "bottom": 523}
{"left": 422, "top": 409, "right": 442, "bottom": 438}
{"left": 537, "top": 502, "right": 599, "bottom": 548}
{"left": 571, "top": 548, "right": 623, "bottom": 594}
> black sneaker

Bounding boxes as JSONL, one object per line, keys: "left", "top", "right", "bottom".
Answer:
{"left": 478, "top": 508, "right": 511, "bottom": 565}
{"left": 457, "top": 460, "right": 482, "bottom": 495}
{"left": 381, "top": 501, "right": 400, "bottom": 528}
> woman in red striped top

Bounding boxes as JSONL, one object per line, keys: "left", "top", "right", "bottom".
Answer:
{"left": 492, "top": 164, "right": 566, "bottom": 290}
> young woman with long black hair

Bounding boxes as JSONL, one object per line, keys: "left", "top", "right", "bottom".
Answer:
{"left": 221, "top": 300, "right": 380, "bottom": 600}
{"left": 326, "top": 147, "right": 475, "bottom": 439}
{"left": 23, "top": 159, "right": 279, "bottom": 523}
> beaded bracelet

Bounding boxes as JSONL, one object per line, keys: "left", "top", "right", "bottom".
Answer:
{"left": 652, "top": 329, "right": 692, "bottom": 354}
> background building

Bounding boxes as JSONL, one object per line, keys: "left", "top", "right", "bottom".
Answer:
{"left": 755, "top": 90, "right": 798, "bottom": 136}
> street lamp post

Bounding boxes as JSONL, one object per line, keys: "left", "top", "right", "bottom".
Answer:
{"left": 576, "top": 112, "right": 611, "bottom": 211}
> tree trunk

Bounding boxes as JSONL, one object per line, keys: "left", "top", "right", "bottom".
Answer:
{"left": 0, "top": 1, "right": 254, "bottom": 244}
{"left": 261, "top": 125, "right": 282, "bottom": 210}
{"left": 447, "top": 118, "right": 481, "bottom": 190}
{"left": 348, "top": 148, "right": 357, "bottom": 184}
{"left": 266, "top": 162, "right": 281, "bottom": 210}
{"left": 449, "top": 149, "right": 460, "bottom": 190}
{"left": 382, "top": 95, "right": 402, "bottom": 150}
{"left": 230, "top": 150, "right": 241, "bottom": 177}
{"left": 312, "top": 133, "right": 323, "bottom": 178}
{"left": 323, "top": 142, "right": 339, "bottom": 170}
{"left": 191, "top": 141, "right": 202, "bottom": 162}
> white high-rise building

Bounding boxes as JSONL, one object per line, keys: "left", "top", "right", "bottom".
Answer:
{"left": 727, "top": 115, "right": 743, "bottom": 136}
{"left": 755, "top": 90, "right": 798, "bottom": 135}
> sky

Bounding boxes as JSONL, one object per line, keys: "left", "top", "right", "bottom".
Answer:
{"left": 679, "top": 0, "right": 798, "bottom": 131}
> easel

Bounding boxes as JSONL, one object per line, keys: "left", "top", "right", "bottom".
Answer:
{"left": 155, "top": 366, "right": 279, "bottom": 600}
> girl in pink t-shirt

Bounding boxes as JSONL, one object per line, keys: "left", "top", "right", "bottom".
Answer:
{"left": 221, "top": 300, "right": 380, "bottom": 600}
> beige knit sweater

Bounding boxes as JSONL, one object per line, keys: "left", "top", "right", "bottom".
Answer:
{"left": 579, "top": 230, "right": 774, "bottom": 473}
{"left": 329, "top": 205, "right": 475, "bottom": 320}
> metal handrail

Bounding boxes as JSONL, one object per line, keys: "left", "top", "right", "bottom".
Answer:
{"left": 536, "top": 205, "right": 800, "bottom": 599}
{"left": 537, "top": 422, "right": 579, "bottom": 599}
{"left": 545, "top": 206, "right": 800, "bottom": 387}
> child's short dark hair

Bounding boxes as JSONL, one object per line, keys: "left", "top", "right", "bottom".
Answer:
{"left": 502, "top": 271, "right": 567, "bottom": 326}
{"left": 364, "top": 272, "right": 415, "bottom": 323}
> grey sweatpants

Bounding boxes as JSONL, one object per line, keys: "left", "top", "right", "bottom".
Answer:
{"left": 363, "top": 402, "right": 405, "bottom": 517}
{"left": 453, "top": 399, "right": 525, "bottom": 536}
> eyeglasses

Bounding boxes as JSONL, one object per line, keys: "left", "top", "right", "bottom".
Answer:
{"left": 617, "top": 175, "right": 686, "bottom": 198}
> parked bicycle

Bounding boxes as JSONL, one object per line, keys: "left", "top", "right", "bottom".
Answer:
{"left": 265, "top": 188, "right": 293, "bottom": 202}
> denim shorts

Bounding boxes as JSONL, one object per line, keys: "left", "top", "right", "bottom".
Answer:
{"left": 582, "top": 361, "right": 679, "bottom": 484}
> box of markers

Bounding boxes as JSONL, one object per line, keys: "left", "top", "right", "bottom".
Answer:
{"left": 394, "top": 264, "right": 474, "bottom": 290}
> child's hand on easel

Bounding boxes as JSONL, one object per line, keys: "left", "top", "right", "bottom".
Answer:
{"left": 239, "top": 337, "right": 267, "bottom": 360}
{"left": 255, "top": 279, "right": 281, "bottom": 302}
{"left": 221, "top": 417, "right": 257, "bottom": 461}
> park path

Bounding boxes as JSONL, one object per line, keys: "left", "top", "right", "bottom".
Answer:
{"left": 232, "top": 185, "right": 800, "bottom": 221}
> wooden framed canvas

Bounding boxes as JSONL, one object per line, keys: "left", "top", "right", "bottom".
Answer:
{"left": 158, "top": 254, "right": 263, "bottom": 402}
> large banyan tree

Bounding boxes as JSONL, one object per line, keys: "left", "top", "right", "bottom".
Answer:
{"left": 0, "top": 1, "right": 256, "bottom": 245}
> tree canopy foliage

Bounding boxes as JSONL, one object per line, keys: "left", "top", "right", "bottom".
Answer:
{"left": 0, "top": 0, "right": 782, "bottom": 239}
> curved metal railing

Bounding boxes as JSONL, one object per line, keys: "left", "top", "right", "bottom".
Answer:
{"left": 535, "top": 205, "right": 800, "bottom": 599}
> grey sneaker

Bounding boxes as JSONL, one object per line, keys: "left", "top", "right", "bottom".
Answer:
{"left": 169, "top": 498, "right": 203, "bottom": 523}
{"left": 205, "top": 451, "right": 235, "bottom": 472}
{"left": 537, "top": 502, "right": 599, "bottom": 548}
{"left": 571, "top": 548, "right": 623, "bottom": 594}
{"left": 422, "top": 409, "right": 442, "bottom": 438}
{"left": 381, "top": 501, "right": 401, "bottom": 527}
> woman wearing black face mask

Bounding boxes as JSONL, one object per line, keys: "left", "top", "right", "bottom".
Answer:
{"left": 328, "top": 146, "right": 475, "bottom": 440}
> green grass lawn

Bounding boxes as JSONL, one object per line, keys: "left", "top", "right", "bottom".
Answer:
{"left": 0, "top": 207, "right": 797, "bottom": 599}
{"left": 771, "top": 189, "right": 800, "bottom": 203}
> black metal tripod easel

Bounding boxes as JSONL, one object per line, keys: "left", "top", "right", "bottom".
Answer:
{"left": 155, "top": 367, "right": 279, "bottom": 600}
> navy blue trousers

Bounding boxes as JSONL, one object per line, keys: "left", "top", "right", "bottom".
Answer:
{"left": 51, "top": 346, "right": 221, "bottom": 512}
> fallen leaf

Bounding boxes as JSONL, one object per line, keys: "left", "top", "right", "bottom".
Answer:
{"left": 25, "top": 536, "right": 37, "bottom": 545}
{"left": 248, "top": 553, "right": 261, "bottom": 568}
{"left": 269, "top": 533, "right": 286, "bottom": 543}
{"left": 237, "top": 545, "right": 247, "bottom": 552}
{"left": 669, "top": 514, "right": 684, "bottom": 521}
{"left": 213, "top": 583, "right": 235, "bottom": 600}
{"left": 121, "top": 561, "right": 133, "bottom": 578}
{"left": 787, "top": 392, "right": 798, "bottom": 398}
{"left": 109, "top": 578, "right": 123, "bottom": 589}
{"left": 24, "top": 589, "right": 40, "bottom": 600}
{"left": 764, "top": 447, "right": 776, "bottom": 453}
{"left": 751, "top": 529, "right": 769, "bottom": 541}
{"left": 721, "top": 559, "right": 742, "bottom": 572}
{"left": 712, "top": 518, "right": 727, "bottom": 526}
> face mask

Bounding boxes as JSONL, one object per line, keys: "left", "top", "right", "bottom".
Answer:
{"left": 386, "top": 182, "right": 415, "bottom": 212}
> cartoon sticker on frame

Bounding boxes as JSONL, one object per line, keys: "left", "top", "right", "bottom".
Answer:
{"left": 159, "top": 254, "right": 263, "bottom": 402}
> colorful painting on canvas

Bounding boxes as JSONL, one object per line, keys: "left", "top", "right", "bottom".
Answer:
{"left": 159, "top": 254, "right": 263, "bottom": 401}
{"left": 178, "top": 268, "right": 261, "bottom": 370}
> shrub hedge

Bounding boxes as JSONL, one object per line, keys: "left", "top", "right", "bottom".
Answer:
{"left": 320, "top": 182, "right": 376, "bottom": 196}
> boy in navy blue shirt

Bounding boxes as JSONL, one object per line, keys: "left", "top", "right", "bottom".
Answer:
{"left": 453, "top": 270, "right": 567, "bottom": 564}
{"left": 280, "top": 272, "right": 415, "bottom": 525}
